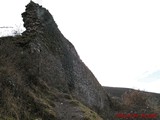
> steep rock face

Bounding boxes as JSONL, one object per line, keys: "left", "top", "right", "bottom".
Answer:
{"left": 0, "top": 1, "right": 111, "bottom": 119}
{"left": 22, "top": 1, "right": 110, "bottom": 113}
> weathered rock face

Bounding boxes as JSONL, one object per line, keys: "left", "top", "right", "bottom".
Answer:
{"left": 0, "top": 1, "right": 111, "bottom": 119}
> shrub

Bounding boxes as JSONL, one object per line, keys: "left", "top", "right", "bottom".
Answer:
{"left": 119, "top": 90, "right": 160, "bottom": 119}
{"left": 121, "top": 90, "right": 151, "bottom": 108}
{"left": 110, "top": 96, "right": 123, "bottom": 111}
{"left": 146, "top": 97, "right": 160, "bottom": 115}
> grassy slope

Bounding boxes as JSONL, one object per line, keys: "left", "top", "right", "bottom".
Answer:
{"left": 0, "top": 35, "right": 103, "bottom": 120}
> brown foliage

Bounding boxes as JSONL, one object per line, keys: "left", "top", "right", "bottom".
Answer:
{"left": 121, "top": 90, "right": 151, "bottom": 108}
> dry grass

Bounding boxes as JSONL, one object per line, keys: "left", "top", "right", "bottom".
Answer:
{"left": 119, "top": 90, "right": 160, "bottom": 118}
{"left": 69, "top": 100, "right": 103, "bottom": 120}
{"left": 0, "top": 65, "right": 56, "bottom": 119}
{"left": 108, "top": 90, "right": 160, "bottom": 120}
{"left": 121, "top": 90, "right": 151, "bottom": 108}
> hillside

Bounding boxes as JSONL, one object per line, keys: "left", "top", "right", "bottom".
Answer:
{"left": 0, "top": 1, "right": 160, "bottom": 120}
{"left": 104, "top": 86, "right": 160, "bottom": 98}
{"left": 0, "top": 1, "right": 111, "bottom": 120}
{"left": 104, "top": 86, "right": 160, "bottom": 120}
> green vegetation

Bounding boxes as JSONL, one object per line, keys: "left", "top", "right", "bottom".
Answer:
{"left": 69, "top": 100, "right": 103, "bottom": 120}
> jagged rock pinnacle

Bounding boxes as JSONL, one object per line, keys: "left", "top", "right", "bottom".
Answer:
{"left": 22, "top": 1, "right": 58, "bottom": 35}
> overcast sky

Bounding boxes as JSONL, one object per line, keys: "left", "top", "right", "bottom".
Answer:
{"left": 0, "top": 0, "right": 160, "bottom": 93}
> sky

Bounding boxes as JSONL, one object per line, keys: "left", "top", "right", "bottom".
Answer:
{"left": 0, "top": 0, "right": 160, "bottom": 93}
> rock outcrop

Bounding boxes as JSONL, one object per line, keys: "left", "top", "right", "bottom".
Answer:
{"left": 0, "top": 1, "right": 111, "bottom": 119}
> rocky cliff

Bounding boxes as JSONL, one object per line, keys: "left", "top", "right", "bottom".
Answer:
{"left": 0, "top": 1, "right": 111, "bottom": 120}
